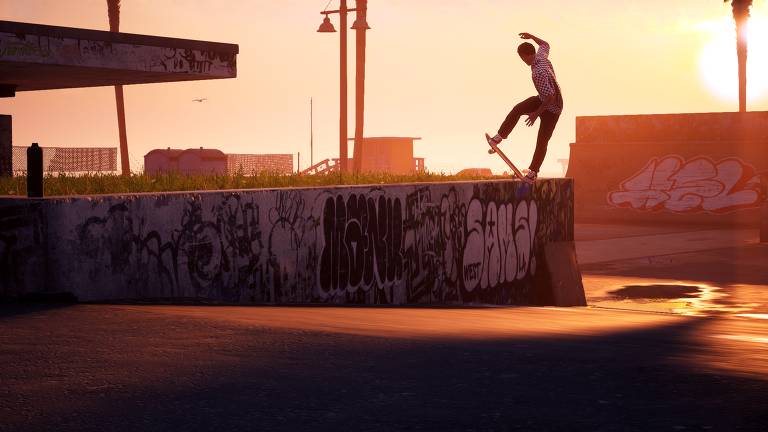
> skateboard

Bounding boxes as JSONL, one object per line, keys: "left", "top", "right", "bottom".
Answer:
{"left": 486, "top": 133, "right": 525, "bottom": 180}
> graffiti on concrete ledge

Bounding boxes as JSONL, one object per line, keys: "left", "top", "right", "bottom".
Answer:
{"left": 2, "top": 180, "right": 573, "bottom": 305}
{"left": 0, "top": 203, "right": 46, "bottom": 297}
{"left": 319, "top": 192, "right": 403, "bottom": 301}
{"left": 462, "top": 199, "right": 538, "bottom": 295}
{"left": 608, "top": 155, "right": 763, "bottom": 214}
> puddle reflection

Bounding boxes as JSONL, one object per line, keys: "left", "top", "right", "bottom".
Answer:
{"left": 592, "top": 283, "right": 761, "bottom": 317}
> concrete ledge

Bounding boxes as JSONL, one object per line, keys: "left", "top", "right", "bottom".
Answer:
{"left": 0, "top": 179, "right": 578, "bottom": 306}
{"left": 542, "top": 241, "right": 586, "bottom": 306}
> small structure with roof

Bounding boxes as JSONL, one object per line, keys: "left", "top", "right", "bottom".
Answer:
{"left": 177, "top": 148, "right": 227, "bottom": 175}
{"left": 144, "top": 148, "right": 228, "bottom": 175}
{"left": 144, "top": 148, "right": 184, "bottom": 175}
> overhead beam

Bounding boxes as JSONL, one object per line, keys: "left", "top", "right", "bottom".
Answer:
{"left": 0, "top": 20, "right": 238, "bottom": 92}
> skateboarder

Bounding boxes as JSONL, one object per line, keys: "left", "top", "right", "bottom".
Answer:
{"left": 487, "top": 32, "right": 563, "bottom": 183}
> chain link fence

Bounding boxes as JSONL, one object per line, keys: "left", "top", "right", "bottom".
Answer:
{"left": 226, "top": 154, "right": 293, "bottom": 175}
{"left": 12, "top": 146, "right": 117, "bottom": 174}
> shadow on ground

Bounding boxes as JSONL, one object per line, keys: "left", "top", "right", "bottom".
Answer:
{"left": 1, "top": 305, "right": 766, "bottom": 432}
{"left": 0, "top": 302, "right": 74, "bottom": 319}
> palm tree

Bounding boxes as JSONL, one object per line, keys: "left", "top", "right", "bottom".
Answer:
{"left": 725, "top": 0, "right": 752, "bottom": 112}
{"left": 108, "top": 0, "right": 130, "bottom": 175}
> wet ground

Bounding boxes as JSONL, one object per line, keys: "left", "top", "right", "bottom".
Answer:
{"left": 577, "top": 224, "right": 768, "bottom": 318}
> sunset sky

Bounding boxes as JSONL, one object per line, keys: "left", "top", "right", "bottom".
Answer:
{"left": 1, "top": 0, "right": 767, "bottom": 175}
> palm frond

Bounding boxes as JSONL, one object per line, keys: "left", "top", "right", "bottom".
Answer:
{"left": 726, "top": 0, "right": 753, "bottom": 23}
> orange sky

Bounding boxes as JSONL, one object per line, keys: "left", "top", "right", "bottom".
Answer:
{"left": 1, "top": 0, "right": 767, "bottom": 175}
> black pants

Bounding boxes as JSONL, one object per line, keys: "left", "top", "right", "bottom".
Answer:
{"left": 497, "top": 96, "right": 560, "bottom": 172}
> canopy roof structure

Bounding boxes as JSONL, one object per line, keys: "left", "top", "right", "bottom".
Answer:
{"left": 0, "top": 20, "right": 238, "bottom": 96}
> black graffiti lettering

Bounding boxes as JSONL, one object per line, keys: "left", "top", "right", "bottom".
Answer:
{"left": 463, "top": 262, "right": 481, "bottom": 281}
{"left": 319, "top": 193, "right": 403, "bottom": 294}
{"left": 345, "top": 194, "right": 364, "bottom": 287}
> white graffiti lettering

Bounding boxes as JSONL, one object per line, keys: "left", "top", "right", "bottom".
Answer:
{"left": 462, "top": 199, "right": 538, "bottom": 292}
{"left": 608, "top": 155, "right": 762, "bottom": 214}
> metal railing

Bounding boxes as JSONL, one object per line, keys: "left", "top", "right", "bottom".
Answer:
{"left": 301, "top": 157, "right": 426, "bottom": 175}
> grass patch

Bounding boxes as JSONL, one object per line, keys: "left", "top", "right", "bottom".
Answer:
{"left": 1, "top": 171, "right": 502, "bottom": 196}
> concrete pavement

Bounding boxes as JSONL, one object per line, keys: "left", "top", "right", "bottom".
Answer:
{"left": 1, "top": 304, "right": 767, "bottom": 432}
{"left": 576, "top": 227, "right": 760, "bottom": 265}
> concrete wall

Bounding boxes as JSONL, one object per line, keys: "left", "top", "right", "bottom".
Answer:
{"left": 0, "top": 179, "right": 575, "bottom": 305}
{"left": 567, "top": 112, "right": 768, "bottom": 225}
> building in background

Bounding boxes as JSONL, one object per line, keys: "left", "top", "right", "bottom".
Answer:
{"left": 144, "top": 148, "right": 183, "bottom": 174}
{"left": 302, "top": 136, "right": 425, "bottom": 175}
{"left": 144, "top": 148, "right": 293, "bottom": 175}
{"left": 353, "top": 137, "right": 422, "bottom": 174}
{"left": 177, "top": 148, "right": 227, "bottom": 175}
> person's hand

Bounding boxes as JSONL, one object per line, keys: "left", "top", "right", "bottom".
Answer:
{"left": 519, "top": 32, "right": 533, "bottom": 40}
{"left": 525, "top": 112, "right": 539, "bottom": 126}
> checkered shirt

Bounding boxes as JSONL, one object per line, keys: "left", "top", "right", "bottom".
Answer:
{"left": 531, "top": 42, "right": 563, "bottom": 115}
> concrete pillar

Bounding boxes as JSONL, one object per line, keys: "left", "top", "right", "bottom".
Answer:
{"left": 0, "top": 115, "right": 11, "bottom": 177}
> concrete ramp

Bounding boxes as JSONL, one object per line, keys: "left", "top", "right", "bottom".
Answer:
{"left": 567, "top": 112, "right": 768, "bottom": 226}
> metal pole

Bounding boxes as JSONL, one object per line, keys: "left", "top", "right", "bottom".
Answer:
{"left": 339, "top": 0, "right": 349, "bottom": 173}
{"left": 310, "top": 97, "right": 314, "bottom": 167}
{"left": 27, "top": 143, "right": 43, "bottom": 198}
{"left": 352, "top": 0, "right": 368, "bottom": 174}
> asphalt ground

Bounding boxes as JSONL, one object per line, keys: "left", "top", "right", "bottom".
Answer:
{"left": 1, "top": 223, "right": 767, "bottom": 432}
{"left": 2, "top": 304, "right": 767, "bottom": 432}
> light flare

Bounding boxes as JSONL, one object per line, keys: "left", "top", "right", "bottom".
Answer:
{"left": 698, "top": 14, "right": 768, "bottom": 102}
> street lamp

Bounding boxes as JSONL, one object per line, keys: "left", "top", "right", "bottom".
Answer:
{"left": 317, "top": 1, "right": 370, "bottom": 173}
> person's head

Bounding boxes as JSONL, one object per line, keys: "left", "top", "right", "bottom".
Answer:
{"left": 517, "top": 42, "right": 535, "bottom": 65}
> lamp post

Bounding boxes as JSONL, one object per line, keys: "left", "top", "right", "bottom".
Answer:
{"left": 352, "top": 0, "right": 369, "bottom": 173}
{"left": 317, "top": 1, "right": 370, "bottom": 174}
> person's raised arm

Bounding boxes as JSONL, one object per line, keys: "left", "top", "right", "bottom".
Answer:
{"left": 519, "top": 32, "right": 548, "bottom": 48}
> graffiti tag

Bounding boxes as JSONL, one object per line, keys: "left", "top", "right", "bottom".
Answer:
{"left": 608, "top": 155, "right": 763, "bottom": 214}
{"left": 318, "top": 194, "right": 404, "bottom": 298}
{"left": 462, "top": 199, "right": 538, "bottom": 293}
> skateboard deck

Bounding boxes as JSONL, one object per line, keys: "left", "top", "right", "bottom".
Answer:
{"left": 486, "top": 133, "right": 524, "bottom": 179}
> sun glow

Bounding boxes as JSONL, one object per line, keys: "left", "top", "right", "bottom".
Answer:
{"left": 698, "top": 14, "right": 768, "bottom": 102}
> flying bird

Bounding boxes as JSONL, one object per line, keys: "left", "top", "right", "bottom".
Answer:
{"left": 192, "top": 98, "right": 207, "bottom": 103}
